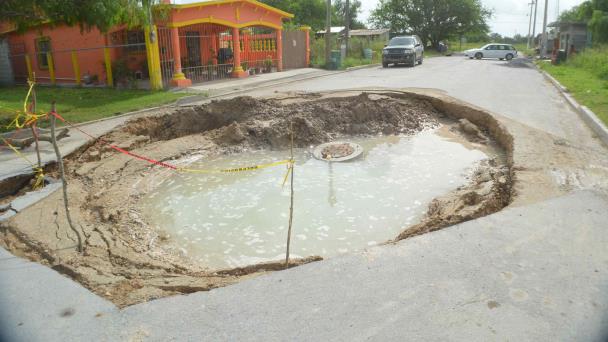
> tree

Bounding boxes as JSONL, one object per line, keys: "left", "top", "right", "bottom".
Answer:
{"left": 369, "top": 0, "right": 491, "bottom": 47}
{"left": 260, "top": 0, "right": 327, "bottom": 31}
{"left": 332, "top": 0, "right": 366, "bottom": 29}
{"left": 557, "top": 0, "right": 608, "bottom": 43}
{"left": 0, "top": 0, "right": 165, "bottom": 33}
{"left": 489, "top": 32, "right": 503, "bottom": 42}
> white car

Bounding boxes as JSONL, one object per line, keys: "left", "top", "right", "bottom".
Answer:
{"left": 464, "top": 44, "right": 518, "bottom": 60}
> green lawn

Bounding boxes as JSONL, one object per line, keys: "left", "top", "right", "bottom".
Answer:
{"left": 539, "top": 62, "right": 608, "bottom": 126}
{"left": 0, "top": 86, "right": 190, "bottom": 132}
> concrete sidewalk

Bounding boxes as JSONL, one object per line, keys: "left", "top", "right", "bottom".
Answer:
{"left": 186, "top": 68, "right": 325, "bottom": 94}
{"left": 0, "top": 112, "right": 150, "bottom": 182}
{"left": 0, "top": 68, "right": 336, "bottom": 183}
{"left": 1, "top": 190, "right": 607, "bottom": 341}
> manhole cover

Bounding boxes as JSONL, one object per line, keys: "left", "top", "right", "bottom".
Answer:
{"left": 313, "top": 142, "right": 363, "bottom": 162}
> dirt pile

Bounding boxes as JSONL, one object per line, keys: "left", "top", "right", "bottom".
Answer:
{"left": 0, "top": 91, "right": 510, "bottom": 307}
{"left": 126, "top": 92, "right": 438, "bottom": 149}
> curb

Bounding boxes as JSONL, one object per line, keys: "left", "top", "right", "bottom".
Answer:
{"left": 175, "top": 70, "right": 339, "bottom": 106}
{"left": 346, "top": 63, "right": 380, "bottom": 71}
{"left": 176, "top": 68, "right": 355, "bottom": 106}
{"left": 579, "top": 105, "right": 608, "bottom": 146}
{"left": 68, "top": 104, "right": 174, "bottom": 129}
{"left": 538, "top": 68, "right": 608, "bottom": 147}
{"left": 540, "top": 69, "right": 568, "bottom": 93}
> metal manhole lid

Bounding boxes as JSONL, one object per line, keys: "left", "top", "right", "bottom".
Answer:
{"left": 312, "top": 142, "right": 363, "bottom": 162}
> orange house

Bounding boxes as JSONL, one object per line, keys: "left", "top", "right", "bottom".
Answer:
{"left": 0, "top": 0, "right": 311, "bottom": 89}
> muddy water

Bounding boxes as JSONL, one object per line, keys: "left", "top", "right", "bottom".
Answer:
{"left": 141, "top": 128, "right": 488, "bottom": 269}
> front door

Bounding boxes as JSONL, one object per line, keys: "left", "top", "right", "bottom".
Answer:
{"left": 185, "top": 31, "right": 201, "bottom": 68}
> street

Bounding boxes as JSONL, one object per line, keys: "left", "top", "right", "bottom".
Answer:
{"left": 1, "top": 56, "right": 608, "bottom": 342}
{"left": 248, "top": 56, "right": 602, "bottom": 148}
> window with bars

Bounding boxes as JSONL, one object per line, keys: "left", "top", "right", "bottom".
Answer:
{"left": 35, "top": 37, "right": 51, "bottom": 70}
{"left": 126, "top": 30, "right": 146, "bottom": 53}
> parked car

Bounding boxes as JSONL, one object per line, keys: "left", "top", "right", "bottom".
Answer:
{"left": 464, "top": 44, "right": 518, "bottom": 60}
{"left": 382, "top": 35, "right": 424, "bottom": 67}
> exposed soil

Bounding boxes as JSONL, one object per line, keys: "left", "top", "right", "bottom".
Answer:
{"left": 0, "top": 91, "right": 512, "bottom": 307}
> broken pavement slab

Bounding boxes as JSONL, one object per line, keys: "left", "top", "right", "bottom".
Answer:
{"left": 1, "top": 190, "right": 607, "bottom": 341}
{"left": 0, "top": 181, "right": 62, "bottom": 221}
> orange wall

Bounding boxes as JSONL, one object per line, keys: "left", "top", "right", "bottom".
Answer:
{"left": 7, "top": 24, "right": 109, "bottom": 84}
{"left": 3, "top": 0, "right": 291, "bottom": 83}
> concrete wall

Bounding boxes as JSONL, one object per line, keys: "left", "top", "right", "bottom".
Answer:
{"left": 0, "top": 38, "right": 14, "bottom": 86}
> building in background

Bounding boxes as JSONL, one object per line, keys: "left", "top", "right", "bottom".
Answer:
{"left": 348, "top": 29, "right": 389, "bottom": 42}
{"left": 0, "top": 0, "right": 311, "bottom": 89}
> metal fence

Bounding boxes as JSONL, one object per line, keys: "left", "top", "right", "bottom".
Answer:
{"left": 157, "top": 25, "right": 279, "bottom": 87}
{"left": 7, "top": 33, "right": 150, "bottom": 89}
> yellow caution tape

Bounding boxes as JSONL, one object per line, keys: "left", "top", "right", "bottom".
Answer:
{"left": 281, "top": 162, "right": 293, "bottom": 187}
{"left": 32, "top": 167, "right": 45, "bottom": 190}
{"left": 6, "top": 81, "right": 47, "bottom": 130}
{"left": 23, "top": 80, "right": 34, "bottom": 114}
{"left": 0, "top": 136, "right": 45, "bottom": 189}
{"left": 1, "top": 136, "right": 35, "bottom": 166}
{"left": 177, "top": 159, "right": 294, "bottom": 174}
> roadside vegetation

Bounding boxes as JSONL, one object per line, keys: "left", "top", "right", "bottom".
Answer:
{"left": 538, "top": 46, "right": 608, "bottom": 125}
{"left": 0, "top": 86, "right": 189, "bottom": 132}
{"left": 310, "top": 36, "right": 385, "bottom": 69}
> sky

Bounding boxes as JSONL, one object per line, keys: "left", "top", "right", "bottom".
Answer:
{"left": 173, "top": 0, "right": 586, "bottom": 37}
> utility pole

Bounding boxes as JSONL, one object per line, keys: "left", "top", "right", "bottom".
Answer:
{"left": 344, "top": 0, "right": 350, "bottom": 57}
{"left": 541, "top": 0, "right": 549, "bottom": 58}
{"left": 325, "top": 0, "right": 331, "bottom": 67}
{"left": 527, "top": 1, "right": 535, "bottom": 49}
{"left": 532, "top": 0, "right": 539, "bottom": 50}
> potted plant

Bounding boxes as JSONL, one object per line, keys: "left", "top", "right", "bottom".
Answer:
{"left": 263, "top": 56, "right": 273, "bottom": 73}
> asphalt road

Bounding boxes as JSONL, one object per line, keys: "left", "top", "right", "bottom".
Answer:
{"left": 249, "top": 56, "right": 604, "bottom": 150}
{"left": 2, "top": 56, "right": 608, "bottom": 341}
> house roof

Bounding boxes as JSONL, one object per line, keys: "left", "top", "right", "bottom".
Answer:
{"left": 316, "top": 26, "right": 345, "bottom": 34}
{"left": 348, "top": 29, "right": 389, "bottom": 36}
{"left": 173, "top": 0, "right": 294, "bottom": 19}
{"left": 548, "top": 21, "right": 587, "bottom": 28}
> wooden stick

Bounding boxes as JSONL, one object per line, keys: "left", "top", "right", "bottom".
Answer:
{"left": 285, "top": 121, "right": 295, "bottom": 269}
{"left": 50, "top": 102, "right": 83, "bottom": 253}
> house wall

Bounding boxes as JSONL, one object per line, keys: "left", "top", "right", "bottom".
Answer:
{"left": 0, "top": 37, "right": 14, "bottom": 85}
{"left": 559, "top": 25, "right": 588, "bottom": 55}
{"left": 170, "top": 2, "right": 286, "bottom": 29}
{"left": 7, "top": 24, "right": 110, "bottom": 84}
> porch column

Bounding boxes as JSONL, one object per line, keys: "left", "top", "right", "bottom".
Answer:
{"left": 231, "top": 27, "right": 247, "bottom": 78}
{"left": 300, "top": 26, "right": 311, "bottom": 66}
{"left": 276, "top": 28, "right": 283, "bottom": 71}
{"left": 170, "top": 26, "right": 192, "bottom": 87}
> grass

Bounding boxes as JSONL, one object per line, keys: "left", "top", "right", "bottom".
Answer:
{"left": 0, "top": 86, "right": 190, "bottom": 132}
{"left": 537, "top": 46, "right": 608, "bottom": 126}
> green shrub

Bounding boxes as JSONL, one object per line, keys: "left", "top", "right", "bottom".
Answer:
{"left": 566, "top": 45, "right": 608, "bottom": 80}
